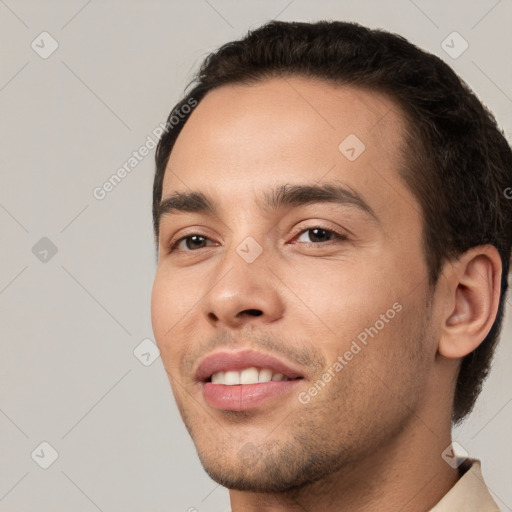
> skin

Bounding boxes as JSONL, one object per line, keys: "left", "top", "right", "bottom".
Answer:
{"left": 151, "top": 77, "right": 501, "bottom": 511}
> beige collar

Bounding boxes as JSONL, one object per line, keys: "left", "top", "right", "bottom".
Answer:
{"left": 429, "top": 459, "right": 499, "bottom": 511}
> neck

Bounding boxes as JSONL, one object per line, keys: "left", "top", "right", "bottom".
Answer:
{"left": 229, "top": 414, "right": 460, "bottom": 512}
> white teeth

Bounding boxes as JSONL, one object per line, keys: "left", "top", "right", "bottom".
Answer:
{"left": 211, "top": 372, "right": 224, "bottom": 384}
{"left": 240, "top": 367, "right": 259, "bottom": 384}
{"left": 224, "top": 371, "right": 240, "bottom": 385}
{"left": 258, "top": 369, "right": 273, "bottom": 383}
{"left": 209, "top": 368, "right": 290, "bottom": 385}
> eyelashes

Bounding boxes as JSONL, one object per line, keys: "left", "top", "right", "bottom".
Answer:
{"left": 169, "top": 233, "right": 216, "bottom": 252}
{"left": 291, "top": 226, "right": 347, "bottom": 246}
{"left": 167, "top": 225, "right": 347, "bottom": 253}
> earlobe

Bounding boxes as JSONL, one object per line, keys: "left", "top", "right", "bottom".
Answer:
{"left": 438, "top": 245, "right": 502, "bottom": 360}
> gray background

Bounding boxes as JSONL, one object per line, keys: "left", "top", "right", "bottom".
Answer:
{"left": 0, "top": 0, "right": 511, "bottom": 510}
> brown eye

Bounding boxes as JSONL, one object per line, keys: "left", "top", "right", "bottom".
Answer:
{"left": 292, "top": 226, "right": 347, "bottom": 245}
{"left": 303, "top": 228, "right": 334, "bottom": 243}
{"left": 170, "top": 234, "right": 215, "bottom": 252}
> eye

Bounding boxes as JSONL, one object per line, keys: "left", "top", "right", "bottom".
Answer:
{"left": 290, "top": 226, "right": 347, "bottom": 246}
{"left": 168, "top": 234, "right": 217, "bottom": 252}
{"left": 166, "top": 225, "right": 347, "bottom": 254}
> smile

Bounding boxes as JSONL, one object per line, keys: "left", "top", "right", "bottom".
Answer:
{"left": 209, "top": 367, "right": 292, "bottom": 384}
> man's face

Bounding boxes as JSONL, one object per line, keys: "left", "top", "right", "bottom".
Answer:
{"left": 151, "top": 77, "right": 437, "bottom": 492}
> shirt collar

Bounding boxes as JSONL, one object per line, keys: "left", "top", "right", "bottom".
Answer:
{"left": 429, "top": 459, "right": 499, "bottom": 511}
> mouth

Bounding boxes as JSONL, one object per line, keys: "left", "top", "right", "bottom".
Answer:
{"left": 206, "top": 367, "right": 299, "bottom": 384}
{"left": 195, "top": 350, "right": 305, "bottom": 411}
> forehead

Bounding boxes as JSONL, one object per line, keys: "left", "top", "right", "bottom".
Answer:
{"left": 162, "top": 77, "right": 417, "bottom": 225}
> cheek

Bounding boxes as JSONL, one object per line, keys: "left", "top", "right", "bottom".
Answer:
{"left": 150, "top": 269, "right": 192, "bottom": 353}
{"left": 285, "top": 257, "right": 402, "bottom": 339}
{"left": 150, "top": 272, "right": 169, "bottom": 343}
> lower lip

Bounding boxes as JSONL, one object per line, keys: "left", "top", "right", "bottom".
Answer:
{"left": 201, "top": 380, "right": 302, "bottom": 411}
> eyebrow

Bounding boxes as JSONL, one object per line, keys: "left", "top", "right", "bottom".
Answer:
{"left": 156, "top": 182, "right": 379, "bottom": 231}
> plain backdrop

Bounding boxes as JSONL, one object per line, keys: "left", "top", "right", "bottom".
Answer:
{"left": 1, "top": 1, "right": 511, "bottom": 511}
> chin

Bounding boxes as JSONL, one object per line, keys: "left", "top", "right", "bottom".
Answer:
{"left": 195, "top": 441, "right": 341, "bottom": 494}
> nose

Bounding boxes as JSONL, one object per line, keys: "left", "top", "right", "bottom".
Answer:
{"left": 201, "top": 248, "right": 285, "bottom": 329}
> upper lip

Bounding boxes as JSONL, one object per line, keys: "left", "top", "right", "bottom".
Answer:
{"left": 195, "top": 349, "right": 305, "bottom": 382}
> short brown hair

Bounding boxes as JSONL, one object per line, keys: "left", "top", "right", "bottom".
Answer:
{"left": 153, "top": 20, "right": 512, "bottom": 424}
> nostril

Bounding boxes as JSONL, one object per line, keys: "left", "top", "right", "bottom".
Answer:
{"left": 243, "top": 309, "right": 263, "bottom": 317}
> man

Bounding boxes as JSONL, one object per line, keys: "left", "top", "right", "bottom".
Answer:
{"left": 150, "top": 20, "right": 511, "bottom": 511}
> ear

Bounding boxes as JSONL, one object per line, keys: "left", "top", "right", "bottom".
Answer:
{"left": 437, "top": 245, "right": 502, "bottom": 359}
